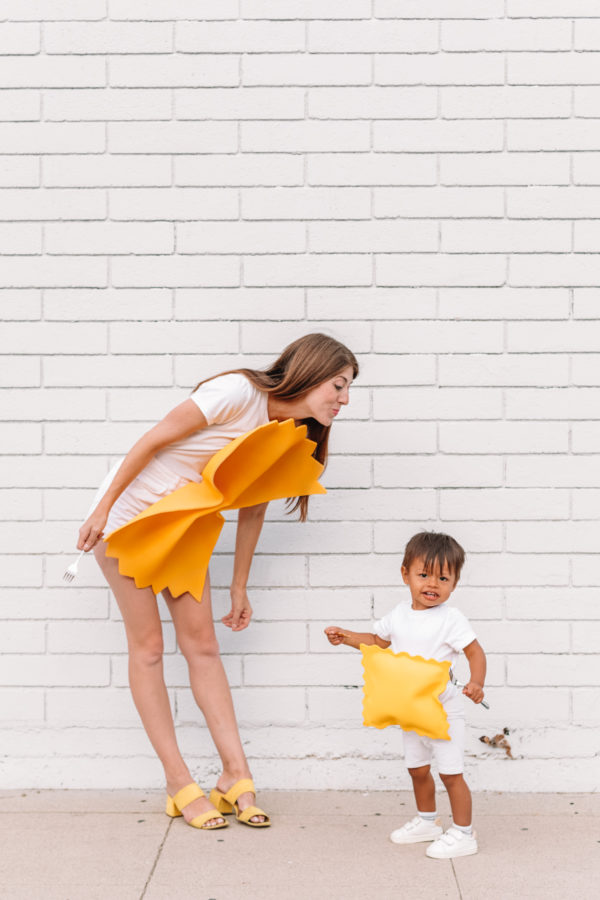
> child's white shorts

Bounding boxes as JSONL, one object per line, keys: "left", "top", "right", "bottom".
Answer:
{"left": 402, "top": 713, "right": 465, "bottom": 775}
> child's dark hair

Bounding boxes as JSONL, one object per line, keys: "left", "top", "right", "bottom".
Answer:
{"left": 402, "top": 532, "right": 465, "bottom": 582}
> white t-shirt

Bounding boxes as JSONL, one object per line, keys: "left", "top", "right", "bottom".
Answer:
{"left": 373, "top": 600, "right": 476, "bottom": 667}
{"left": 373, "top": 600, "right": 477, "bottom": 717}
{"left": 155, "top": 373, "right": 269, "bottom": 481}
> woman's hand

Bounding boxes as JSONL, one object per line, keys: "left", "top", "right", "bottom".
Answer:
{"left": 77, "top": 507, "right": 108, "bottom": 552}
{"left": 463, "top": 681, "right": 485, "bottom": 704}
{"left": 222, "top": 585, "right": 253, "bottom": 631}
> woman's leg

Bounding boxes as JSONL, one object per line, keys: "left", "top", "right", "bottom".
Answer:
{"left": 94, "top": 542, "right": 224, "bottom": 826}
{"left": 163, "top": 573, "right": 265, "bottom": 823}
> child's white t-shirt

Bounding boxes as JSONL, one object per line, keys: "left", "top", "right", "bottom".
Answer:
{"left": 155, "top": 373, "right": 269, "bottom": 480}
{"left": 372, "top": 599, "right": 476, "bottom": 667}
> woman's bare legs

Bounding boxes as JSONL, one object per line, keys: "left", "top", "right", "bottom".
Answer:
{"left": 163, "top": 576, "right": 265, "bottom": 823}
{"left": 94, "top": 542, "right": 224, "bottom": 826}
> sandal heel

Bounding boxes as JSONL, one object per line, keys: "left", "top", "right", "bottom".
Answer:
{"left": 165, "top": 794, "right": 182, "bottom": 818}
{"left": 209, "top": 789, "right": 234, "bottom": 815}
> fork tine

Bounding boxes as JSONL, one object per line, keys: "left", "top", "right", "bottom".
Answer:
{"left": 63, "top": 549, "right": 85, "bottom": 583}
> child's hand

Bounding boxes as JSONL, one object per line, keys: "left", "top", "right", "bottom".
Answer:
{"left": 324, "top": 626, "right": 348, "bottom": 646}
{"left": 463, "top": 681, "right": 485, "bottom": 704}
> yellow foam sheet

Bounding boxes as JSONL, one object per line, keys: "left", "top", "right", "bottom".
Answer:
{"left": 361, "top": 644, "right": 451, "bottom": 741}
{"left": 104, "top": 419, "right": 326, "bottom": 602}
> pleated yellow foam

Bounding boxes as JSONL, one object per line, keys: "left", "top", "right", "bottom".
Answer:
{"left": 104, "top": 419, "right": 326, "bottom": 602}
{"left": 361, "top": 644, "right": 451, "bottom": 740}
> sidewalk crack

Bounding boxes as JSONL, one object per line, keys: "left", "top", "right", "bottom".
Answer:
{"left": 140, "top": 818, "right": 173, "bottom": 899}
{"left": 450, "top": 859, "right": 464, "bottom": 899}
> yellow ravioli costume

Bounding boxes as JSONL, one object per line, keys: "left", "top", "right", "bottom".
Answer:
{"left": 361, "top": 644, "right": 451, "bottom": 740}
{"left": 105, "top": 419, "right": 325, "bottom": 602}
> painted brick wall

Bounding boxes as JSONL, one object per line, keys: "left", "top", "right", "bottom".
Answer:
{"left": 1, "top": 1, "right": 599, "bottom": 792}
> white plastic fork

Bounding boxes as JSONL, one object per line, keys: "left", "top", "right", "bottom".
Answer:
{"left": 62, "top": 459, "right": 123, "bottom": 585}
{"left": 63, "top": 549, "right": 86, "bottom": 583}
{"left": 449, "top": 668, "right": 490, "bottom": 709}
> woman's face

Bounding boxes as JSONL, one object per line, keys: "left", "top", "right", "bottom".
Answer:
{"left": 302, "top": 366, "right": 354, "bottom": 426}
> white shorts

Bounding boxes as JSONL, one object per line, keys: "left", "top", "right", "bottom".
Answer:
{"left": 93, "top": 457, "right": 191, "bottom": 533}
{"left": 402, "top": 713, "right": 465, "bottom": 775}
{"left": 402, "top": 685, "right": 466, "bottom": 774}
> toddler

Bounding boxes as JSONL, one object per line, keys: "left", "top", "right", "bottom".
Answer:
{"left": 325, "top": 531, "right": 486, "bottom": 859}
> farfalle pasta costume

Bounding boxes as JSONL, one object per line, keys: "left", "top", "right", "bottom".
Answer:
{"left": 105, "top": 419, "right": 325, "bottom": 602}
{"left": 361, "top": 644, "right": 451, "bottom": 740}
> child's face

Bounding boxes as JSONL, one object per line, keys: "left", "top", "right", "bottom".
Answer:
{"left": 401, "top": 556, "right": 458, "bottom": 611}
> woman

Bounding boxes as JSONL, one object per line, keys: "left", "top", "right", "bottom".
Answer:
{"left": 78, "top": 333, "right": 358, "bottom": 830}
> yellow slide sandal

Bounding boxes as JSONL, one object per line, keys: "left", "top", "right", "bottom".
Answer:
{"left": 209, "top": 778, "right": 271, "bottom": 828}
{"left": 165, "top": 782, "right": 228, "bottom": 830}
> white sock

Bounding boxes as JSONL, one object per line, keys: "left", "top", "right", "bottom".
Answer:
{"left": 417, "top": 809, "right": 437, "bottom": 822}
{"left": 452, "top": 821, "right": 473, "bottom": 835}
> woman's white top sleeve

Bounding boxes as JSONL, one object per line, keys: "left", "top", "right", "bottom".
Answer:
{"left": 155, "top": 373, "right": 269, "bottom": 480}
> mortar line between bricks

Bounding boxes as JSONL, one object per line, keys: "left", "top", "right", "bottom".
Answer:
{"left": 139, "top": 817, "right": 173, "bottom": 900}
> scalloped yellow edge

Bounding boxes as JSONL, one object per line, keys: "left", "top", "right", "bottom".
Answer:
{"left": 361, "top": 644, "right": 451, "bottom": 741}
{"left": 105, "top": 419, "right": 326, "bottom": 602}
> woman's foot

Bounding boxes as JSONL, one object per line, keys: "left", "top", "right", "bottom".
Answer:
{"left": 166, "top": 780, "right": 225, "bottom": 829}
{"left": 216, "top": 774, "right": 266, "bottom": 825}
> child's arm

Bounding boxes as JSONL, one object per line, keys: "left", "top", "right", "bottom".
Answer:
{"left": 324, "top": 626, "right": 390, "bottom": 651}
{"left": 462, "top": 639, "right": 487, "bottom": 704}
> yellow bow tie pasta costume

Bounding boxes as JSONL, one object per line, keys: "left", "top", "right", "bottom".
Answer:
{"left": 105, "top": 419, "right": 325, "bottom": 602}
{"left": 361, "top": 644, "right": 451, "bottom": 741}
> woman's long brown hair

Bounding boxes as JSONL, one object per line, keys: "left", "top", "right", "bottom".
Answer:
{"left": 192, "top": 332, "right": 359, "bottom": 520}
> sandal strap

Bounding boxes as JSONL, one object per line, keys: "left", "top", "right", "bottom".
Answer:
{"left": 237, "top": 805, "right": 269, "bottom": 824}
{"left": 189, "top": 808, "right": 225, "bottom": 830}
{"left": 223, "top": 778, "right": 255, "bottom": 806}
{"left": 172, "top": 782, "right": 204, "bottom": 812}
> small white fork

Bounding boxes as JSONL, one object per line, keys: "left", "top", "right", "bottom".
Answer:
{"left": 63, "top": 549, "right": 86, "bottom": 583}
{"left": 449, "top": 668, "right": 490, "bottom": 709}
{"left": 61, "top": 461, "right": 123, "bottom": 586}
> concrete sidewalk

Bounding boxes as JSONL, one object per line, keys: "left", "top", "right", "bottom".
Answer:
{"left": 0, "top": 790, "right": 597, "bottom": 899}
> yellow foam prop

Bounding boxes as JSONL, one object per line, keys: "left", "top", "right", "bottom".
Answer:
{"left": 105, "top": 419, "right": 326, "bottom": 602}
{"left": 361, "top": 644, "right": 451, "bottom": 740}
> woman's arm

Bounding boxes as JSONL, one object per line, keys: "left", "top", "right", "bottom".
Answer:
{"left": 221, "top": 502, "right": 269, "bottom": 632}
{"left": 462, "top": 638, "right": 487, "bottom": 704}
{"left": 324, "top": 627, "right": 390, "bottom": 650}
{"left": 77, "top": 399, "right": 208, "bottom": 551}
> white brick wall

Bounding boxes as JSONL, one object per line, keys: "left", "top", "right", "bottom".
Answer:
{"left": 1, "top": 1, "right": 599, "bottom": 792}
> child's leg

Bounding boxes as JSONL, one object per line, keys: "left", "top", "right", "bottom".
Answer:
{"left": 426, "top": 719, "right": 478, "bottom": 857}
{"left": 439, "top": 772, "right": 472, "bottom": 827}
{"left": 390, "top": 736, "right": 442, "bottom": 843}
{"left": 408, "top": 765, "right": 436, "bottom": 814}
{"left": 390, "top": 762, "right": 442, "bottom": 844}
{"left": 426, "top": 773, "right": 478, "bottom": 858}
{"left": 434, "top": 715, "right": 471, "bottom": 827}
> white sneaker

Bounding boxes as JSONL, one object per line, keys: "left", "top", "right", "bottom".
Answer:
{"left": 390, "top": 815, "right": 443, "bottom": 844}
{"left": 426, "top": 825, "right": 478, "bottom": 859}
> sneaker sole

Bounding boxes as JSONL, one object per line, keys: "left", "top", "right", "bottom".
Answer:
{"left": 426, "top": 845, "right": 478, "bottom": 859}
{"left": 390, "top": 831, "right": 443, "bottom": 845}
